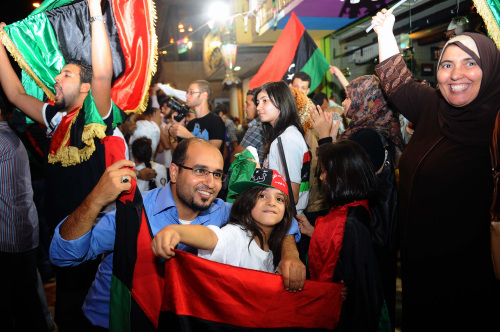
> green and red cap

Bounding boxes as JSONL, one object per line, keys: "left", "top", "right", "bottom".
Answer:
{"left": 229, "top": 168, "right": 289, "bottom": 197}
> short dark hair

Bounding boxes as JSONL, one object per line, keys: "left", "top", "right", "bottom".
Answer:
{"left": 317, "top": 140, "right": 378, "bottom": 206}
{"left": 312, "top": 92, "right": 328, "bottom": 106}
{"left": 142, "top": 99, "right": 157, "bottom": 116}
{"left": 246, "top": 88, "right": 257, "bottom": 96}
{"left": 214, "top": 103, "right": 229, "bottom": 116}
{"left": 253, "top": 81, "right": 304, "bottom": 155}
{"left": 66, "top": 59, "right": 92, "bottom": 84}
{"left": 171, "top": 137, "right": 209, "bottom": 167}
{"left": 159, "top": 97, "right": 170, "bottom": 107}
{"left": 292, "top": 72, "right": 311, "bottom": 87}
{"left": 228, "top": 186, "right": 294, "bottom": 269}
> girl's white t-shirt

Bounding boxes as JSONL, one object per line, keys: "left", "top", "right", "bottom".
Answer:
{"left": 198, "top": 224, "right": 275, "bottom": 273}
{"left": 263, "top": 125, "right": 310, "bottom": 215}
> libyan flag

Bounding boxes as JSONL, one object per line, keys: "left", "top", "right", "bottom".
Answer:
{"left": 0, "top": 0, "right": 157, "bottom": 115}
{"left": 473, "top": 0, "right": 500, "bottom": 49}
{"left": 249, "top": 12, "right": 330, "bottom": 91}
{"left": 108, "top": 150, "right": 343, "bottom": 331}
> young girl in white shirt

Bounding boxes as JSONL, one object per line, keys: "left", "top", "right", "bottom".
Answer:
{"left": 151, "top": 168, "right": 293, "bottom": 272}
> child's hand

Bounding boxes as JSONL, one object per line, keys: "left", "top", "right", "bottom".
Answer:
{"left": 296, "top": 214, "right": 314, "bottom": 237}
{"left": 151, "top": 226, "right": 181, "bottom": 259}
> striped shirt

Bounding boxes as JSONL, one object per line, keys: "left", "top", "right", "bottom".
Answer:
{"left": 0, "top": 121, "right": 39, "bottom": 252}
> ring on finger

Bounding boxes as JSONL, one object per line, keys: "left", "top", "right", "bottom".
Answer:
{"left": 121, "top": 176, "right": 130, "bottom": 183}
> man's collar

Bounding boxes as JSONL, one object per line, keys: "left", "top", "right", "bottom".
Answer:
{"left": 249, "top": 117, "right": 261, "bottom": 127}
{"left": 153, "top": 184, "right": 178, "bottom": 215}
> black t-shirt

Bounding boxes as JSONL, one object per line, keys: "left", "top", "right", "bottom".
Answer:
{"left": 186, "top": 112, "right": 226, "bottom": 147}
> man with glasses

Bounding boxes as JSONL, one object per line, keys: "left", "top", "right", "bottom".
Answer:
{"left": 169, "top": 80, "right": 226, "bottom": 151}
{"left": 50, "top": 137, "right": 305, "bottom": 329}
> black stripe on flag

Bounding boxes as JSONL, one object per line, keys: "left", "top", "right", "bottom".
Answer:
{"left": 281, "top": 31, "right": 318, "bottom": 82}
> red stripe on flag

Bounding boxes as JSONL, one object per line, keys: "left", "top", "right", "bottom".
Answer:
{"left": 130, "top": 210, "right": 165, "bottom": 329}
{"left": 249, "top": 12, "right": 306, "bottom": 89}
{"left": 111, "top": 0, "right": 155, "bottom": 113}
{"left": 161, "top": 250, "right": 342, "bottom": 329}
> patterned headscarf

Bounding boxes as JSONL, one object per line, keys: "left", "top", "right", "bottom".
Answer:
{"left": 290, "top": 87, "right": 315, "bottom": 134}
{"left": 340, "top": 75, "right": 404, "bottom": 163}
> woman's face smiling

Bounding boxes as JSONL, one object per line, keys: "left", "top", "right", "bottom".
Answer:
{"left": 256, "top": 91, "right": 281, "bottom": 127}
{"left": 437, "top": 45, "right": 482, "bottom": 107}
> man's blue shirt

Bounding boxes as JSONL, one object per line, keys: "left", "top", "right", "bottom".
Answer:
{"left": 50, "top": 184, "right": 299, "bottom": 328}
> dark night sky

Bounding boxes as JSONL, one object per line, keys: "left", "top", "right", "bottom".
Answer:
{"left": 1, "top": 1, "right": 40, "bottom": 25}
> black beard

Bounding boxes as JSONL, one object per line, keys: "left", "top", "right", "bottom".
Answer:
{"left": 176, "top": 187, "right": 212, "bottom": 212}
{"left": 54, "top": 98, "right": 66, "bottom": 112}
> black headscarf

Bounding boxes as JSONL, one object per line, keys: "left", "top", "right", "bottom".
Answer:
{"left": 437, "top": 32, "right": 500, "bottom": 146}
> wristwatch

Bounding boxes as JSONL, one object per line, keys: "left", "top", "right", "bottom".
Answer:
{"left": 90, "top": 15, "right": 106, "bottom": 23}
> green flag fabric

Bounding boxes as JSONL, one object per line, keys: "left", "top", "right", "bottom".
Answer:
{"left": 474, "top": 0, "right": 500, "bottom": 49}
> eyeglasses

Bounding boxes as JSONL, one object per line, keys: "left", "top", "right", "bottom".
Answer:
{"left": 177, "top": 164, "right": 226, "bottom": 182}
{"left": 186, "top": 90, "right": 202, "bottom": 95}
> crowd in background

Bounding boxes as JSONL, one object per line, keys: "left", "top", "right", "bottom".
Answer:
{"left": 2, "top": 2, "right": 500, "bottom": 332}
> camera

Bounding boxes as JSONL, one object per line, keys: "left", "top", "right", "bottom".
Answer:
{"left": 165, "top": 97, "right": 191, "bottom": 122}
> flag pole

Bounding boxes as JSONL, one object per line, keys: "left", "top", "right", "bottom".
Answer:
{"left": 365, "top": 0, "right": 411, "bottom": 33}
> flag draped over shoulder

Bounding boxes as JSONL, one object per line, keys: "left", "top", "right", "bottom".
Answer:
{"left": 473, "top": 0, "right": 500, "bottom": 49}
{"left": 249, "top": 12, "right": 330, "bottom": 91}
{"left": 0, "top": 0, "right": 157, "bottom": 114}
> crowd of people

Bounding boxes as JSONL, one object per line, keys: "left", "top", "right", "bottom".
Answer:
{"left": 1, "top": 1, "right": 500, "bottom": 331}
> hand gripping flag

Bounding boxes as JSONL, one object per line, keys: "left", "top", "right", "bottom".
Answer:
{"left": 106, "top": 139, "right": 343, "bottom": 330}
{"left": 0, "top": 0, "right": 157, "bottom": 114}
{"left": 249, "top": 12, "right": 330, "bottom": 91}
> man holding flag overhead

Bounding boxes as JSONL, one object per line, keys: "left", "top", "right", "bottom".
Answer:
{"left": 249, "top": 12, "right": 330, "bottom": 92}
{"left": 0, "top": 0, "right": 121, "bottom": 330}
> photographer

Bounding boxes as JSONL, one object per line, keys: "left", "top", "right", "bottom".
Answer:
{"left": 168, "top": 80, "right": 225, "bottom": 151}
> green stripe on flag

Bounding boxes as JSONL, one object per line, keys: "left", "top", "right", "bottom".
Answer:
{"left": 4, "top": 12, "right": 65, "bottom": 99}
{"left": 300, "top": 48, "right": 330, "bottom": 92}
{"left": 110, "top": 275, "right": 131, "bottom": 332}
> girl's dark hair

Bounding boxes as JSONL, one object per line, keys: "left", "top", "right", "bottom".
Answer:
{"left": 131, "top": 137, "right": 157, "bottom": 190}
{"left": 317, "top": 140, "right": 378, "bottom": 206}
{"left": 253, "top": 81, "right": 305, "bottom": 155}
{"left": 227, "top": 186, "right": 294, "bottom": 268}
